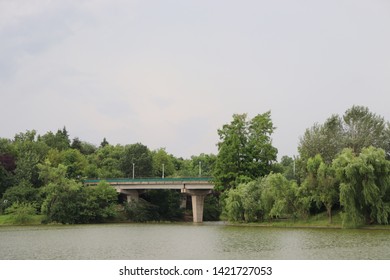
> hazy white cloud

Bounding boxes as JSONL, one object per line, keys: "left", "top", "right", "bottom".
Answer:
{"left": 1, "top": 0, "right": 390, "bottom": 158}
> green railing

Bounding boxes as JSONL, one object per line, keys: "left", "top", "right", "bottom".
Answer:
{"left": 84, "top": 177, "right": 213, "bottom": 184}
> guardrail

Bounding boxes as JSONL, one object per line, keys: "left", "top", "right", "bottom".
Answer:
{"left": 84, "top": 177, "right": 213, "bottom": 184}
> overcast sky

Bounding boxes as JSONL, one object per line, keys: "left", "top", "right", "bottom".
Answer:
{"left": 1, "top": 0, "right": 390, "bottom": 159}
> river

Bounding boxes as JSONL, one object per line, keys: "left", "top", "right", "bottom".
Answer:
{"left": 0, "top": 222, "right": 389, "bottom": 260}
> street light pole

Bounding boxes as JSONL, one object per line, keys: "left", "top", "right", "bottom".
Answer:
{"left": 132, "top": 163, "right": 135, "bottom": 179}
{"left": 199, "top": 161, "right": 202, "bottom": 177}
{"left": 162, "top": 163, "right": 165, "bottom": 179}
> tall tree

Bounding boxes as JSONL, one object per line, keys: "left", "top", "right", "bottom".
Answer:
{"left": 214, "top": 112, "right": 277, "bottom": 190}
{"left": 333, "top": 147, "right": 390, "bottom": 227}
{"left": 120, "top": 143, "right": 153, "bottom": 178}
{"left": 343, "top": 106, "right": 389, "bottom": 155}
{"left": 299, "top": 114, "right": 344, "bottom": 164}
{"left": 151, "top": 148, "right": 175, "bottom": 178}
{"left": 305, "top": 154, "right": 339, "bottom": 223}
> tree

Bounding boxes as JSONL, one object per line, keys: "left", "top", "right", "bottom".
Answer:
{"left": 343, "top": 106, "right": 389, "bottom": 155}
{"left": 120, "top": 143, "right": 153, "bottom": 178}
{"left": 299, "top": 115, "right": 344, "bottom": 165}
{"left": 151, "top": 148, "right": 175, "bottom": 177}
{"left": 299, "top": 106, "right": 390, "bottom": 166}
{"left": 82, "top": 181, "right": 119, "bottom": 222}
{"left": 60, "top": 149, "right": 88, "bottom": 179}
{"left": 39, "top": 127, "right": 70, "bottom": 151}
{"left": 39, "top": 162, "right": 85, "bottom": 224}
{"left": 333, "top": 147, "right": 390, "bottom": 227}
{"left": 2, "top": 180, "right": 41, "bottom": 212}
{"left": 91, "top": 144, "right": 124, "bottom": 178}
{"left": 100, "top": 138, "right": 109, "bottom": 148}
{"left": 305, "top": 154, "right": 339, "bottom": 223}
{"left": 0, "top": 138, "right": 16, "bottom": 195}
{"left": 214, "top": 112, "right": 277, "bottom": 190}
{"left": 39, "top": 162, "right": 118, "bottom": 224}
{"left": 246, "top": 112, "right": 278, "bottom": 178}
{"left": 13, "top": 130, "right": 49, "bottom": 187}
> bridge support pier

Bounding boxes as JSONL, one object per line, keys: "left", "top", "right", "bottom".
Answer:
{"left": 122, "top": 190, "right": 140, "bottom": 203}
{"left": 185, "top": 190, "right": 212, "bottom": 223}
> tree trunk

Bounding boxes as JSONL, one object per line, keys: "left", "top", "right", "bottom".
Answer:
{"left": 326, "top": 205, "right": 332, "bottom": 224}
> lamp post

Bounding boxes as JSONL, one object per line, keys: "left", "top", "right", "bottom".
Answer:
{"left": 199, "top": 161, "right": 202, "bottom": 177}
{"left": 132, "top": 163, "right": 135, "bottom": 179}
{"left": 162, "top": 163, "right": 165, "bottom": 179}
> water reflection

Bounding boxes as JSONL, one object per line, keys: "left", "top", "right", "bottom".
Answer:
{"left": 0, "top": 223, "right": 389, "bottom": 260}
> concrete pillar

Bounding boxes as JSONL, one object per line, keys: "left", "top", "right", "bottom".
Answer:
{"left": 186, "top": 190, "right": 211, "bottom": 223}
{"left": 122, "top": 190, "right": 140, "bottom": 203}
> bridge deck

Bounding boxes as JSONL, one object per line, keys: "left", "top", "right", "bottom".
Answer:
{"left": 84, "top": 177, "right": 214, "bottom": 190}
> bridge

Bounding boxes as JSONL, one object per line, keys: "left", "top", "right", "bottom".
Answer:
{"left": 84, "top": 178, "right": 214, "bottom": 223}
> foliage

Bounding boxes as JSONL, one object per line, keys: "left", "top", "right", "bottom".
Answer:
{"left": 39, "top": 127, "right": 70, "bottom": 151}
{"left": 203, "top": 194, "right": 221, "bottom": 221}
{"left": 81, "top": 181, "right": 119, "bottom": 222}
{"left": 2, "top": 180, "right": 41, "bottom": 212}
{"left": 120, "top": 143, "right": 153, "bottom": 178}
{"left": 39, "top": 164, "right": 118, "bottom": 224}
{"left": 124, "top": 199, "right": 159, "bottom": 222}
{"left": 299, "top": 114, "right": 344, "bottom": 165}
{"left": 214, "top": 112, "right": 277, "bottom": 190}
{"left": 5, "top": 202, "right": 37, "bottom": 224}
{"left": 333, "top": 147, "right": 390, "bottom": 227}
{"left": 305, "top": 154, "right": 339, "bottom": 223}
{"left": 142, "top": 190, "right": 184, "bottom": 221}
{"left": 152, "top": 148, "right": 175, "bottom": 177}
{"left": 299, "top": 106, "right": 390, "bottom": 169}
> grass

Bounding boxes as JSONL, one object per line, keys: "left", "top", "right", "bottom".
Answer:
{"left": 231, "top": 211, "right": 390, "bottom": 230}
{"left": 0, "top": 214, "right": 43, "bottom": 226}
{"left": 257, "top": 211, "right": 343, "bottom": 228}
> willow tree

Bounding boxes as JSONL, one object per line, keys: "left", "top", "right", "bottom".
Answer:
{"left": 334, "top": 147, "right": 390, "bottom": 227}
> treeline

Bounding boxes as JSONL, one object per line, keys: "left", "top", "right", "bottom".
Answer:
{"left": 1, "top": 105, "right": 390, "bottom": 227}
{"left": 221, "top": 106, "right": 390, "bottom": 228}
{"left": 0, "top": 128, "right": 216, "bottom": 223}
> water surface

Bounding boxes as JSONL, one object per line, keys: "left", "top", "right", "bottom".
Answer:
{"left": 0, "top": 222, "right": 389, "bottom": 259}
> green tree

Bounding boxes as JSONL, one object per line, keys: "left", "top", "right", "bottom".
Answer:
{"left": 299, "top": 115, "right": 344, "bottom": 165}
{"left": 343, "top": 106, "right": 390, "bottom": 155}
{"left": 82, "top": 181, "right": 119, "bottom": 222}
{"left": 214, "top": 112, "right": 277, "bottom": 190}
{"left": 305, "top": 154, "right": 339, "bottom": 223}
{"left": 260, "top": 173, "right": 309, "bottom": 220}
{"left": 333, "top": 147, "right": 390, "bottom": 227}
{"left": 39, "top": 127, "right": 70, "bottom": 151}
{"left": 39, "top": 163, "right": 118, "bottom": 224}
{"left": 39, "top": 163, "right": 84, "bottom": 224}
{"left": 13, "top": 130, "right": 49, "bottom": 187}
{"left": 0, "top": 138, "right": 16, "bottom": 195}
{"left": 2, "top": 180, "right": 41, "bottom": 212}
{"left": 60, "top": 149, "right": 88, "bottom": 179}
{"left": 142, "top": 190, "right": 183, "bottom": 221}
{"left": 152, "top": 148, "right": 175, "bottom": 177}
{"left": 120, "top": 143, "right": 153, "bottom": 178}
{"left": 92, "top": 144, "right": 125, "bottom": 178}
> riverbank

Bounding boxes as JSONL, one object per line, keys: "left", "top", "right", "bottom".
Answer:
{"left": 0, "top": 214, "right": 43, "bottom": 226}
{"left": 1, "top": 212, "right": 390, "bottom": 230}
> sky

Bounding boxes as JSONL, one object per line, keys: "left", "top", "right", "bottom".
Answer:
{"left": 1, "top": 0, "right": 390, "bottom": 159}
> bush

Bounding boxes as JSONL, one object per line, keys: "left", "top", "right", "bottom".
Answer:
{"left": 5, "top": 202, "right": 36, "bottom": 224}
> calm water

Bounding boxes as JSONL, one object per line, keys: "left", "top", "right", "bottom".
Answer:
{"left": 0, "top": 222, "right": 389, "bottom": 260}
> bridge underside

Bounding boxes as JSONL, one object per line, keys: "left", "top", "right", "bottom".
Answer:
{"left": 85, "top": 179, "right": 214, "bottom": 223}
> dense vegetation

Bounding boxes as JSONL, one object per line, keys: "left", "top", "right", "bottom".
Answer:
{"left": 1, "top": 105, "right": 390, "bottom": 228}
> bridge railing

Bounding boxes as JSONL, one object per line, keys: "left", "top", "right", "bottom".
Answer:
{"left": 84, "top": 177, "right": 213, "bottom": 184}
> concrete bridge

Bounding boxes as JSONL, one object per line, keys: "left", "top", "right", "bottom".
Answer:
{"left": 84, "top": 178, "right": 214, "bottom": 223}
